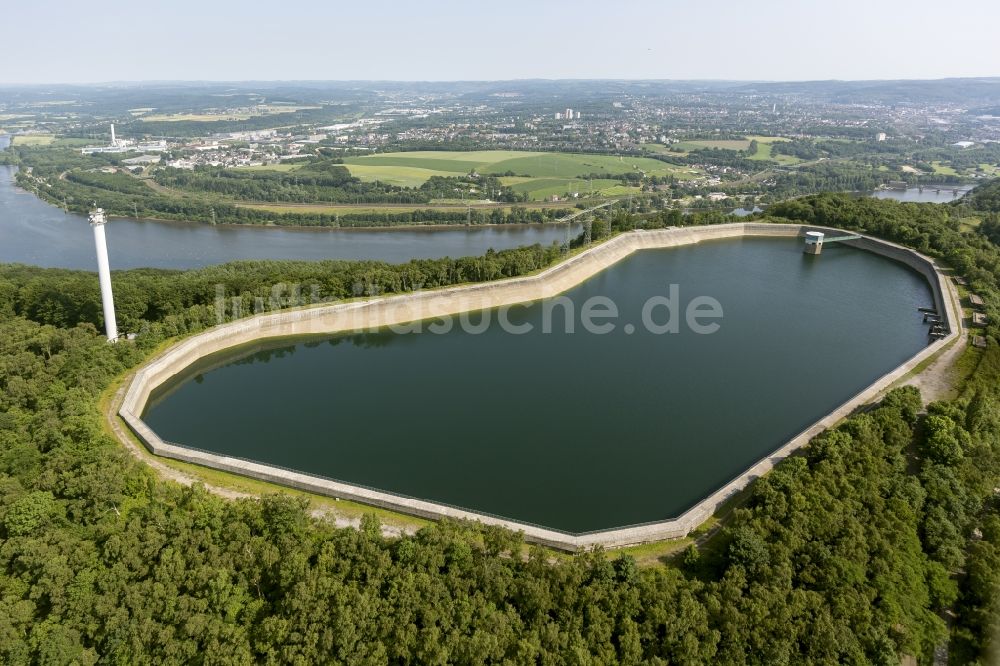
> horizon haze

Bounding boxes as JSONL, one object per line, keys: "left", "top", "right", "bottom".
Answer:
{"left": 7, "top": 0, "right": 1000, "bottom": 84}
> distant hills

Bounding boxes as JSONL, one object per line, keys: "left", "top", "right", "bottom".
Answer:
{"left": 3, "top": 77, "right": 1000, "bottom": 106}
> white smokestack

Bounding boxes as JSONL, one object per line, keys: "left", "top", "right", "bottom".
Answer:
{"left": 89, "top": 208, "right": 118, "bottom": 342}
{"left": 110, "top": 123, "right": 116, "bottom": 146}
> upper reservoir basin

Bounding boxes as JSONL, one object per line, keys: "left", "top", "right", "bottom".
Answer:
{"left": 144, "top": 236, "right": 933, "bottom": 533}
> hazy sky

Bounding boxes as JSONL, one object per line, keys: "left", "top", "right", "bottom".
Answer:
{"left": 6, "top": 0, "right": 1000, "bottom": 83}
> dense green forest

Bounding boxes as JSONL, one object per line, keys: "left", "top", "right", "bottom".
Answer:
{"left": 968, "top": 179, "right": 1000, "bottom": 221}
{"left": 1, "top": 190, "right": 1000, "bottom": 662}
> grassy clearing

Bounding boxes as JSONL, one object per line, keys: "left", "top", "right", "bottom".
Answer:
{"left": 11, "top": 134, "right": 55, "bottom": 146}
{"left": 931, "top": 161, "right": 959, "bottom": 176}
{"left": 619, "top": 537, "right": 694, "bottom": 567}
{"left": 959, "top": 216, "right": 983, "bottom": 233}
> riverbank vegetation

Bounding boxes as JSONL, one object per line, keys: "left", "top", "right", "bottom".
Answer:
{"left": 1, "top": 186, "right": 1000, "bottom": 662}
{"left": 0, "top": 143, "right": 657, "bottom": 229}
{"left": 6, "top": 149, "right": 572, "bottom": 228}
{"left": 152, "top": 160, "right": 526, "bottom": 205}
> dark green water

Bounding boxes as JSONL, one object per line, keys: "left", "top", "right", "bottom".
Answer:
{"left": 145, "top": 237, "right": 934, "bottom": 533}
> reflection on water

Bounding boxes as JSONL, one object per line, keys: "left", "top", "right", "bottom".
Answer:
{"left": 146, "top": 238, "right": 934, "bottom": 532}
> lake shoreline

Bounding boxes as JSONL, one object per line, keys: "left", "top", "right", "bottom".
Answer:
{"left": 0, "top": 163, "right": 582, "bottom": 269}
{"left": 102, "top": 212, "right": 570, "bottom": 234}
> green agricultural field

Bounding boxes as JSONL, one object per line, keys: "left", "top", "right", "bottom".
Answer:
{"left": 746, "top": 136, "right": 801, "bottom": 165}
{"left": 344, "top": 164, "right": 462, "bottom": 188}
{"left": 341, "top": 154, "right": 485, "bottom": 174}
{"left": 11, "top": 135, "right": 106, "bottom": 148}
{"left": 485, "top": 153, "right": 666, "bottom": 178}
{"left": 11, "top": 134, "right": 55, "bottom": 146}
{"left": 598, "top": 184, "right": 644, "bottom": 197}
{"left": 342, "top": 150, "right": 698, "bottom": 199}
{"left": 673, "top": 139, "right": 752, "bottom": 152}
{"left": 644, "top": 143, "right": 689, "bottom": 157}
{"left": 500, "top": 176, "right": 634, "bottom": 200}
{"left": 52, "top": 137, "right": 97, "bottom": 148}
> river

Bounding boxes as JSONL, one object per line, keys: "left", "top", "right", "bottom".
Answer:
{"left": 0, "top": 135, "right": 577, "bottom": 270}
{"left": 872, "top": 186, "right": 972, "bottom": 203}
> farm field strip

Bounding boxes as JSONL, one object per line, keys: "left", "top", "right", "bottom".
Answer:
{"left": 333, "top": 150, "right": 699, "bottom": 199}
{"left": 234, "top": 201, "right": 576, "bottom": 214}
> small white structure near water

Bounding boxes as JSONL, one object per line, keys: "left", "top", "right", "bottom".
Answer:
{"left": 804, "top": 231, "right": 825, "bottom": 255}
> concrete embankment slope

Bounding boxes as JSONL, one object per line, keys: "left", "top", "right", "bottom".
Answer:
{"left": 118, "top": 222, "right": 961, "bottom": 551}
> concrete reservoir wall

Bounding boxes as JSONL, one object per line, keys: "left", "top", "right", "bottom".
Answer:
{"left": 118, "top": 222, "right": 962, "bottom": 551}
